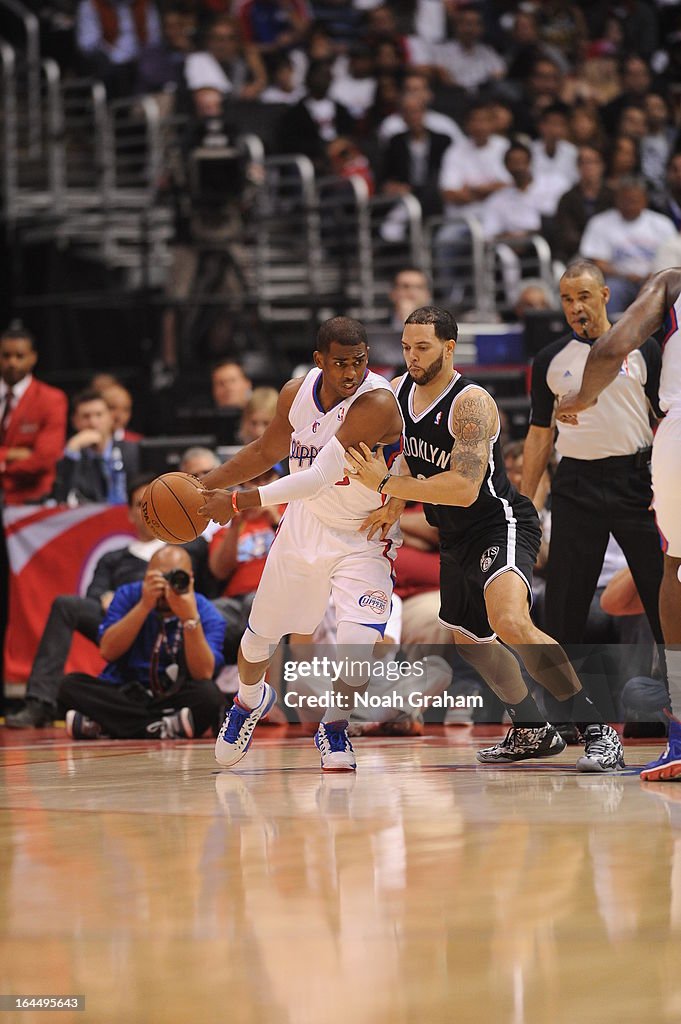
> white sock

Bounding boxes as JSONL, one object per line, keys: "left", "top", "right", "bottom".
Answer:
{"left": 238, "top": 678, "right": 265, "bottom": 710}
{"left": 667, "top": 648, "right": 681, "bottom": 716}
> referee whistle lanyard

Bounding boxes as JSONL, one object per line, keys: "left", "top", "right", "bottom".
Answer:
{"left": 149, "top": 617, "right": 184, "bottom": 696}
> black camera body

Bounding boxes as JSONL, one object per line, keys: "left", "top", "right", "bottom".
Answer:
{"left": 163, "top": 569, "right": 191, "bottom": 595}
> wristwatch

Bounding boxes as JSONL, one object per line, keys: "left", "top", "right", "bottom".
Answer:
{"left": 182, "top": 618, "right": 200, "bottom": 631}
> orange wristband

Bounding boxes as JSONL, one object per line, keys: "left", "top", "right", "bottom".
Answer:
{"left": 231, "top": 491, "right": 239, "bottom": 515}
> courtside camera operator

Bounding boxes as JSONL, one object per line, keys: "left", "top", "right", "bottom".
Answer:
{"left": 161, "top": 86, "right": 258, "bottom": 369}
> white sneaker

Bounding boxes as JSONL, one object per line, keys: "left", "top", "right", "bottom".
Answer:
{"left": 314, "top": 720, "right": 356, "bottom": 772}
{"left": 215, "top": 684, "right": 276, "bottom": 768}
{"left": 576, "top": 724, "right": 625, "bottom": 773}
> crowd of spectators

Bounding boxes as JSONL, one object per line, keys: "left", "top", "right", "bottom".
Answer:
{"left": 33, "top": 1, "right": 681, "bottom": 315}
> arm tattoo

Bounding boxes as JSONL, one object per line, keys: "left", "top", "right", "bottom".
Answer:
{"left": 450, "top": 391, "right": 496, "bottom": 485}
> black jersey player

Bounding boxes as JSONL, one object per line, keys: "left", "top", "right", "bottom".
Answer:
{"left": 347, "top": 306, "right": 625, "bottom": 772}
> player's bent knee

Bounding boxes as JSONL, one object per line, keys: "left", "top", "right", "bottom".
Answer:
{"left": 488, "top": 612, "right": 530, "bottom": 646}
{"left": 240, "top": 626, "right": 280, "bottom": 665}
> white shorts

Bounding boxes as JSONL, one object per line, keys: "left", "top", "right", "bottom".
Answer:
{"left": 652, "top": 413, "right": 681, "bottom": 558}
{"left": 248, "top": 501, "right": 400, "bottom": 640}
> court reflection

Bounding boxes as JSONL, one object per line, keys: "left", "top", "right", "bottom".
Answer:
{"left": 2, "top": 738, "right": 681, "bottom": 1023}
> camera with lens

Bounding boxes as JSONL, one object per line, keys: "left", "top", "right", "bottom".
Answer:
{"left": 189, "top": 121, "right": 247, "bottom": 212}
{"left": 163, "top": 569, "right": 191, "bottom": 594}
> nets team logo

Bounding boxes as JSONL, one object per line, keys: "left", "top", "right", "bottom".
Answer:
{"left": 480, "top": 546, "right": 499, "bottom": 572}
{"left": 358, "top": 590, "right": 388, "bottom": 614}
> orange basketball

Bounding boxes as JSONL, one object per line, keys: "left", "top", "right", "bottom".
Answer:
{"left": 141, "top": 473, "right": 206, "bottom": 544}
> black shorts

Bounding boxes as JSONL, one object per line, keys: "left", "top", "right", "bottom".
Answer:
{"left": 437, "top": 508, "right": 542, "bottom": 642}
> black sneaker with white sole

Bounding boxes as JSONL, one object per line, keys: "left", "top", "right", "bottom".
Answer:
{"left": 65, "top": 710, "right": 104, "bottom": 740}
{"left": 576, "top": 724, "right": 625, "bottom": 773}
{"left": 476, "top": 724, "right": 566, "bottom": 763}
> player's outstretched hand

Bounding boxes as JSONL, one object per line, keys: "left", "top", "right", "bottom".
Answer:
{"left": 197, "top": 488, "right": 236, "bottom": 525}
{"left": 346, "top": 442, "right": 387, "bottom": 491}
{"left": 556, "top": 390, "right": 597, "bottom": 425}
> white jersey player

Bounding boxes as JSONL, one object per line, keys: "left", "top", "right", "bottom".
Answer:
{"left": 557, "top": 267, "right": 681, "bottom": 782}
{"left": 197, "top": 316, "right": 404, "bottom": 772}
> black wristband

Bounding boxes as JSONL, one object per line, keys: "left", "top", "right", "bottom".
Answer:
{"left": 376, "top": 473, "right": 392, "bottom": 494}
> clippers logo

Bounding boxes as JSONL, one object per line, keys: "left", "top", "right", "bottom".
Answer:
{"left": 290, "top": 440, "right": 320, "bottom": 466}
{"left": 358, "top": 590, "right": 388, "bottom": 614}
{"left": 480, "top": 546, "right": 500, "bottom": 573}
{"left": 312, "top": 420, "right": 320, "bottom": 433}
{"left": 434, "top": 411, "right": 442, "bottom": 425}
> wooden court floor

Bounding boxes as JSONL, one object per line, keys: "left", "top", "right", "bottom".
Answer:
{"left": 0, "top": 724, "right": 679, "bottom": 1024}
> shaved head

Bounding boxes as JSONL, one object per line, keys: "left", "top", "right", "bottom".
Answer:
{"left": 149, "top": 546, "right": 192, "bottom": 574}
{"left": 561, "top": 259, "right": 605, "bottom": 288}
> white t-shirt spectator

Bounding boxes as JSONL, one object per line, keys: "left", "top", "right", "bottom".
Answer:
{"left": 304, "top": 97, "right": 339, "bottom": 142}
{"left": 651, "top": 233, "right": 681, "bottom": 273}
{"left": 413, "top": 0, "right": 447, "bottom": 43}
{"left": 641, "top": 132, "right": 673, "bottom": 191}
{"left": 439, "top": 135, "right": 510, "bottom": 220}
{"left": 329, "top": 72, "right": 376, "bottom": 118}
{"left": 185, "top": 52, "right": 233, "bottom": 94}
{"left": 580, "top": 208, "right": 677, "bottom": 278}
{"left": 480, "top": 177, "right": 557, "bottom": 238}
{"left": 530, "top": 139, "right": 578, "bottom": 186}
{"left": 431, "top": 40, "right": 505, "bottom": 92}
{"left": 260, "top": 84, "right": 305, "bottom": 104}
{"left": 379, "top": 109, "right": 464, "bottom": 147}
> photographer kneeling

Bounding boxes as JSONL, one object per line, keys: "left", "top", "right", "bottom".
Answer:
{"left": 58, "top": 547, "right": 226, "bottom": 740}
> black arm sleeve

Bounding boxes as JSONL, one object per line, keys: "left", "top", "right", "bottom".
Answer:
{"left": 528, "top": 343, "right": 559, "bottom": 428}
{"left": 639, "top": 336, "right": 663, "bottom": 419}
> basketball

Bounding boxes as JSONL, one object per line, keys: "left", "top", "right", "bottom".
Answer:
{"left": 141, "top": 472, "right": 206, "bottom": 543}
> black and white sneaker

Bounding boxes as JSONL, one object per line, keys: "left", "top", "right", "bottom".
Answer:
{"left": 476, "top": 724, "right": 566, "bottom": 763}
{"left": 576, "top": 724, "right": 625, "bottom": 773}
{"left": 160, "top": 707, "right": 194, "bottom": 739}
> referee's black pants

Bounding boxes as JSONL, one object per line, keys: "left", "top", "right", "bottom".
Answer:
{"left": 545, "top": 453, "right": 664, "bottom": 645}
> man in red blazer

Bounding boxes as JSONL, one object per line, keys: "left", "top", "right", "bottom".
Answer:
{"left": 0, "top": 324, "right": 68, "bottom": 506}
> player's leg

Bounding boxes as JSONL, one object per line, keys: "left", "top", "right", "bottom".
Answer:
{"left": 454, "top": 632, "right": 566, "bottom": 763}
{"left": 312, "top": 619, "right": 385, "bottom": 771}
{"left": 641, "top": 416, "right": 681, "bottom": 781}
{"left": 485, "top": 569, "right": 625, "bottom": 772}
{"left": 316, "top": 541, "right": 397, "bottom": 770}
{"left": 437, "top": 544, "right": 562, "bottom": 762}
{"left": 215, "top": 510, "right": 332, "bottom": 768}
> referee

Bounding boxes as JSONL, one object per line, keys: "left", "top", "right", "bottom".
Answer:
{"left": 521, "top": 258, "right": 664, "bottom": 666}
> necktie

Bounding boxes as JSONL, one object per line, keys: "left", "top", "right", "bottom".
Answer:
{"left": 0, "top": 387, "right": 15, "bottom": 443}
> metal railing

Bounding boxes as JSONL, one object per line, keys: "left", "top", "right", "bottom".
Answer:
{"left": 424, "top": 211, "right": 492, "bottom": 315}
{"left": 0, "top": 0, "right": 40, "bottom": 154}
